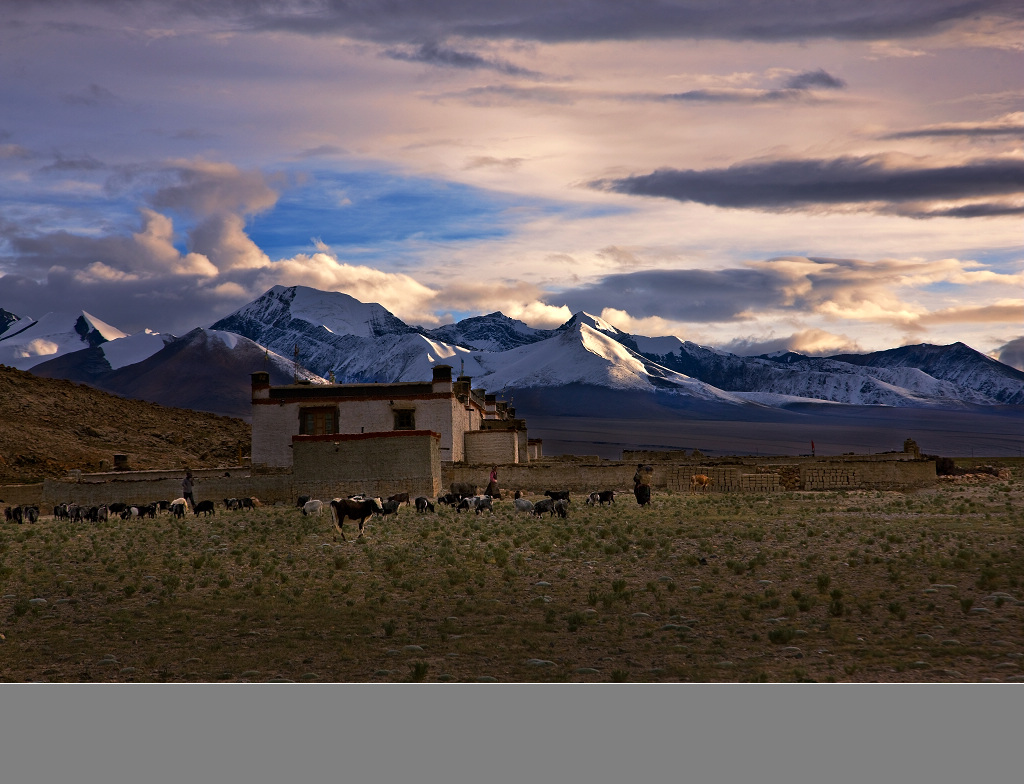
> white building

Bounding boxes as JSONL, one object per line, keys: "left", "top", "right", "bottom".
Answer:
{"left": 250, "top": 364, "right": 532, "bottom": 472}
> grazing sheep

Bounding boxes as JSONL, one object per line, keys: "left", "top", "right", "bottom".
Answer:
{"left": 457, "top": 495, "right": 492, "bottom": 514}
{"left": 513, "top": 498, "right": 534, "bottom": 514}
{"left": 193, "top": 500, "right": 216, "bottom": 516}
{"left": 302, "top": 499, "right": 324, "bottom": 517}
{"left": 532, "top": 498, "right": 555, "bottom": 517}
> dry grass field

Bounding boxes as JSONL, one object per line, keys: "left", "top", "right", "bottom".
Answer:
{"left": 2, "top": 466, "right": 1023, "bottom": 683}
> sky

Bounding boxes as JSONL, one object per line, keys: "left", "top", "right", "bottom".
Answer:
{"left": 1, "top": 1, "right": 1022, "bottom": 367}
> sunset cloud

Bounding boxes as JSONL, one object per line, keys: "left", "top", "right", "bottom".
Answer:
{"left": 1, "top": 0, "right": 1021, "bottom": 363}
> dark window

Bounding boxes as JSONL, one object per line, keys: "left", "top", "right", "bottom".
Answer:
{"left": 394, "top": 410, "right": 415, "bottom": 430}
{"left": 300, "top": 408, "right": 338, "bottom": 435}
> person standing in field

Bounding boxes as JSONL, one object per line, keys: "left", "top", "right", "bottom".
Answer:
{"left": 182, "top": 470, "right": 197, "bottom": 512}
{"left": 485, "top": 465, "right": 499, "bottom": 498}
{"left": 633, "top": 463, "right": 652, "bottom": 506}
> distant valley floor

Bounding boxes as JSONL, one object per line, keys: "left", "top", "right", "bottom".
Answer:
{"left": 515, "top": 397, "right": 1024, "bottom": 460}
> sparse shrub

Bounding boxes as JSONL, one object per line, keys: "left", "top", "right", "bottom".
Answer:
{"left": 768, "top": 627, "right": 796, "bottom": 645}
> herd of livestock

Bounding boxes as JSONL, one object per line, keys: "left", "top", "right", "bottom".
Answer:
{"left": 1, "top": 496, "right": 263, "bottom": 525}
{"left": 292, "top": 484, "right": 624, "bottom": 540}
{"left": 2, "top": 472, "right": 712, "bottom": 536}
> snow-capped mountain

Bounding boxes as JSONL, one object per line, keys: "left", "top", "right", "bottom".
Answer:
{"left": 635, "top": 341, "right": 1024, "bottom": 407}
{"left": 0, "top": 310, "right": 129, "bottom": 370}
{"left": 8, "top": 285, "right": 1024, "bottom": 421}
{"left": 471, "top": 322, "right": 743, "bottom": 403}
{"left": 0, "top": 307, "right": 21, "bottom": 337}
{"left": 423, "top": 311, "right": 553, "bottom": 351}
{"left": 33, "top": 327, "right": 324, "bottom": 419}
{"left": 827, "top": 343, "right": 1024, "bottom": 405}
{"left": 211, "top": 284, "right": 413, "bottom": 342}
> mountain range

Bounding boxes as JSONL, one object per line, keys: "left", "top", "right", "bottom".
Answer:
{"left": 3, "top": 285, "right": 1023, "bottom": 426}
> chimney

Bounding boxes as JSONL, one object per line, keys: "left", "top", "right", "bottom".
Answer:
{"left": 432, "top": 364, "right": 453, "bottom": 394}
{"left": 251, "top": 371, "right": 271, "bottom": 400}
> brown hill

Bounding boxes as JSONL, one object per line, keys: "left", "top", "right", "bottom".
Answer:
{"left": 0, "top": 365, "right": 251, "bottom": 484}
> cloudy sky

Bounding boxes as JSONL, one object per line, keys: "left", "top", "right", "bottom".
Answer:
{"left": 1, "top": 1, "right": 1022, "bottom": 366}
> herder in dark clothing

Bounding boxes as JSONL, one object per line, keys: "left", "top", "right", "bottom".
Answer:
{"left": 485, "top": 465, "right": 500, "bottom": 498}
{"left": 633, "top": 464, "right": 652, "bottom": 506}
{"left": 182, "top": 471, "right": 197, "bottom": 512}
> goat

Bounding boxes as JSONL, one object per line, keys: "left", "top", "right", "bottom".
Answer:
{"left": 302, "top": 499, "right": 324, "bottom": 517}
{"left": 544, "top": 490, "right": 570, "bottom": 501}
{"left": 414, "top": 496, "right": 435, "bottom": 513}
{"left": 387, "top": 492, "right": 410, "bottom": 508}
{"left": 194, "top": 500, "right": 216, "bottom": 516}
{"left": 588, "top": 490, "right": 615, "bottom": 506}
{"left": 532, "top": 498, "right": 555, "bottom": 517}
{"left": 513, "top": 498, "right": 534, "bottom": 514}
{"left": 457, "top": 495, "right": 492, "bottom": 514}
{"left": 553, "top": 499, "right": 570, "bottom": 518}
{"left": 296, "top": 494, "right": 311, "bottom": 508}
{"left": 171, "top": 502, "right": 187, "bottom": 519}
{"left": 379, "top": 499, "right": 401, "bottom": 517}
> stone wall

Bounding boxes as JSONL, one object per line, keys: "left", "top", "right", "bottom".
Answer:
{"left": 447, "top": 454, "right": 935, "bottom": 496}
{"left": 800, "top": 459, "right": 936, "bottom": 490}
{"left": 446, "top": 460, "right": 638, "bottom": 495}
{"left": 464, "top": 429, "right": 520, "bottom": 466}
{"left": 0, "top": 483, "right": 44, "bottom": 506}
{"left": 292, "top": 431, "right": 440, "bottom": 499}
{"left": 663, "top": 466, "right": 781, "bottom": 493}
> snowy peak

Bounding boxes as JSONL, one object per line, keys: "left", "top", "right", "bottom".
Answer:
{"left": 472, "top": 322, "right": 740, "bottom": 403}
{"left": 423, "top": 311, "right": 553, "bottom": 351}
{"left": 211, "top": 284, "right": 413, "bottom": 340}
{"left": 557, "top": 311, "right": 638, "bottom": 351}
{"left": 0, "top": 310, "right": 130, "bottom": 370}
{"left": 75, "top": 312, "right": 128, "bottom": 345}
{"left": 0, "top": 307, "right": 20, "bottom": 338}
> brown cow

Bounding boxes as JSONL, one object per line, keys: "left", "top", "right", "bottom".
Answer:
{"left": 329, "top": 497, "right": 384, "bottom": 540}
{"left": 690, "top": 474, "right": 711, "bottom": 495}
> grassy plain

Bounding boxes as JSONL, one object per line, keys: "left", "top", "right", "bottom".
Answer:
{"left": 2, "top": 470, "right": 1023, "bottom": 683}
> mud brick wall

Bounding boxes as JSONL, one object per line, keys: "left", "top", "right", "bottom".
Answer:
{"left": 800, "top": 459, "right": 935, "bottom": 490}
{"left": 464, "top": 429, "right": 519, "bottom": 466}
{"left": 0, "top": 483, "right": 44, "bottom": 506}
{"left": 445, "top": 461, "right": 638, "bottom": 495}
{"left": 292, "top": 431, "right": 440, "bottom": 499}
{"left": 800, "top": 464, "right": 859, "bottom": 490}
